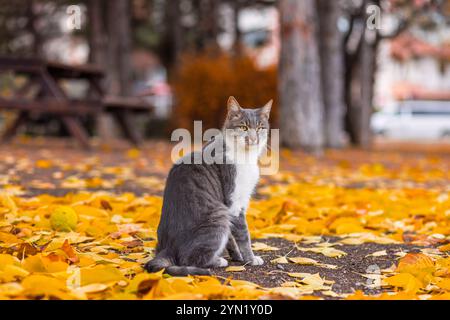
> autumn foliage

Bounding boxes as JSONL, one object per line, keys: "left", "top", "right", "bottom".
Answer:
{"left": 0, "top": 142, "right": 449, "bottom": 299}
{"left": 171, "top": 52, "right": 278, "bottom": 131}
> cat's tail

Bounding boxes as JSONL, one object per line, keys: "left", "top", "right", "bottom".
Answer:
{"left": 144, "top": 251, "right": 211, "bottom": 276}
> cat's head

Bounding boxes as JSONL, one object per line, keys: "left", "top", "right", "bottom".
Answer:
{"left": 223, "top": 96, "right": 272, "bottom": 151}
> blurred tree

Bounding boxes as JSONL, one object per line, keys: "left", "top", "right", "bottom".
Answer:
{"left": 87, "top": 0, "right": 106, "bottom": 67}
{"left": 318, "top": 0, "right": 347, "bottom": 148}
{"left": 343, "top": 0, "right": 378, "bottom": 148}
{"left": 132, "top": 0, "right": 159, "bottom": 51}
{"left": 26, "top": 0, "right": 43, "bottom": 57}
{"left": 278, "top": 0, "right": 324, "bottom": 150}
{"left": 159, "top": 0, "right": 182, "bottom": 69}
{"left": 342, "top": 0, "right": 444, "bottom": 148}
{"left": 277, "top": 0, "right": 447, "bottom": 150}
{"left": 172, "top": 53, "right": 277, "bottom": 131}
{"left": 2, "top": 0, "right": 448, "bottom": 145}
{"left": 195, "top": 0, "right": 220, "bottom": 51}
{"left": 106, "top": 0, "right": 133, "bottom": 96}
{"left": 0, "top": 0, "right": 51, "bottom": 56}
{"left": 87, "top": 0, "right": 114, "bottom": 139}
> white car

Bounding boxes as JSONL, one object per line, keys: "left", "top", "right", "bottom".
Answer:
{"left": 371, "top": 100, "right": 450, "bottom": 140}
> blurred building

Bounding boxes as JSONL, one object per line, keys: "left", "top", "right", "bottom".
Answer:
{"left": 375, "top": 15, "right": 450, "bottom": 109}
{"left": 218, "top": 4, "right": 279, "bottom": 68}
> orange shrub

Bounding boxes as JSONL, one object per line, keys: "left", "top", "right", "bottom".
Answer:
{"left": 171, "top": 53, "right": 278, "bottom": 132}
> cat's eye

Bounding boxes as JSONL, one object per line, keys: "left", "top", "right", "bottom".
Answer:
{"left": 239, "top": 126, "right": 248, "bottom": 131}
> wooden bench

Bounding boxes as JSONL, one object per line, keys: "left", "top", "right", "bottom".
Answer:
{"left": 103, "top": 96, "right": 154, "bottom": 145}
{"left": 0, "top": 56, "right": 154, "bottom": 148}
{"left": 103, "top": 96, "right": 154, "bottom": 112}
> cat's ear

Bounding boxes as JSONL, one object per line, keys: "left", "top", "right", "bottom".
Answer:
{"left": 227, "top": 96, "right": 241, "bottom": 114}
{"left": 260, "top": 99, "right": 273, "bottom": 119}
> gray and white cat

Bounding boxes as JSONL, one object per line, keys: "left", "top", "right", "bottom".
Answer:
{"left": 144, "top": 96, "right": 272, "bottom": 276}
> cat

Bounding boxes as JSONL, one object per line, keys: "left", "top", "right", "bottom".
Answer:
{"left": 144, "top": 96, "right": 272, "bottom": 276}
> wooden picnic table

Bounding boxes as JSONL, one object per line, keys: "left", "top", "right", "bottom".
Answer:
{"left": 0, "top": 56, "right": 153, "bottom": 148}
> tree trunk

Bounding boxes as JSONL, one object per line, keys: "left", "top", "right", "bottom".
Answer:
{"left": 116, "top": 0, "right": 133, "bottom": 96}
{"left": 359, "top": 29, "right": 377, "bottom": 148}
{"left": 160, "top": 0, "right": 182, "bottom": 71}
{"left": 88, "top": 0, "right": 115, "bottom": 139}
{"left": 193, "top": 0, "right": 219, "bottom": 52}
{"left": 278, "top": 0, "right": 324, "bottom": 151}
{"left": 91, "top": 0, "right": 133, "bottom": 139}
{"left": 88, "top": 0, "right": 106, "bottom": 67}
{"left": 106, "top": 0, "right": 121, "bottom": 95}
{"left": 344, "top": 0, "right": 378, "bottom": 148}
{"left": 26, "top": 0, "right": 43, "bottom": 57}
{"left": 233, "top": 0, "right": 242, "bottom": 56}
{"left": 318, "top": 0, "right": 347, "bottom": 148}
{"left": 106, "top": 0, "right": 132, "bottom": 96}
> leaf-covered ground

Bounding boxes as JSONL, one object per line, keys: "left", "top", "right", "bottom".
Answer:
{"left": 0, "top": 138, "right": 449, "bottom": 300}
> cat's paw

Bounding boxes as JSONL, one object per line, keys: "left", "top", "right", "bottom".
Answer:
{"left": 250, "top": 256, "right": 264, "bottom": 266}
{"left": 215, "top": 257, "right": 229, "bottom": 267}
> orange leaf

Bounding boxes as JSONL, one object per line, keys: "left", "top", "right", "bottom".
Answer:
{"left": 396, "top": 253, "right": 434, "bottom": 273}
{"left": 385, "top": 273, "right": 423, "bottom": 293}
{"left": 61, "top": 239, "right": 79, "bottom": 264}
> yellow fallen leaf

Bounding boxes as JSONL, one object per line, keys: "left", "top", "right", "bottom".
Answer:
{"left": 366, "top": 250, "right": 387, "bottom": 257}
{"left": 0, "top": 265, "right": 30, "bottom": 281}
{"left": 0, "top": 254, "right": 20, "bottom": 270}
{"left": 125, "top": 270, "right": 164, "bottom": 294}
{"left": 438, "top": 243, "right": 450, "bottom": 252}
{"left": 322, "top": 290, "right": 348, "bottom": 298}
{"left": 270, "top": 256, "right": 289, "bottom": 264}
{"left": 0, "top": 282, "right": 23, "bottom": 296}
{"left": 225, "top": 266, "right": 246, "bottom": 272}
{"left": 36, "top": 159, "right": 53, "bottom": 169}
{"left": 334, "top": 222, "right": 365, "bottom": 234}
{"left": 436, "top": 279, "right": 450, "bottom": 291}
{"left": 288, "top": 257, "right": 318, "bottom": 265}
{"left": 0, "top": 193, "right": 17, "bottom": 215}
{"left": 80, "top": 266, "right": 126, "bottom": 286}
{"left": 281, "top": 281, "right": 301, "bottom": 287}
{"left": 396, "top": 253, "right": 435, "bottom": 286}
{"left": 268, "top": 286, "right": 313, "bottom": 298}
{"left": 298, "top": 273, "right": 334, "bottom": 287}
{"left": 77, "top": 283, "right": 109, "bottom": 294}
{"left": 127, "top": 148, "right": 141, "bottom": 159}
{"left": 228, "top": 279, "right": 259, "bottom": 288}
{"left": 22, "top": 274, "right": 67, "bottom": 296}
{"left": 287, "top": 256, "right": 338, "bottom": 269}
{"left": 22, "top": 254, "right": 69, "bottom": 274}
{"left": 190, "top": 278, "right": 225, "bottom": 297}
{"left": 297, "top": 246, "right": 347, "bottom": 258}
{"left": 397, "top": 253, "right": 435, "bottom": 273}
{"left": 384, "top": 273, "right": 423, "bottom": 293}
{"left": 287, "top": 272, "right": 306, "bottom": 278}
{"left": 287, "top": 272, "right": 333, "bottom": 291}
{"left": 251, "top": 242, "right": 279, "bottom": 251}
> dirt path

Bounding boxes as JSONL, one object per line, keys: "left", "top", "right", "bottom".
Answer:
{"left": 214, "top": 238, "right": 425, "bottom": 298}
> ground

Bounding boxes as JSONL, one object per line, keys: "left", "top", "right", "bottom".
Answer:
{"left": 0, "top": 137, "right": 449, "bottom": 300}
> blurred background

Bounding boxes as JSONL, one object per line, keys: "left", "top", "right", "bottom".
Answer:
{"left": 0, "top": 0, "right": 449, "bottom": 151}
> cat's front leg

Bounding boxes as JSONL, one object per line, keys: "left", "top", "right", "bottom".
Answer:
{"left": 230, "top": 210, "right": 263, "bottom": 266}
{"left": 226, "top": 234, "right": 243, "bottom": 262}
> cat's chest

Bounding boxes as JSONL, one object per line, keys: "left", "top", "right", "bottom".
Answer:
{"left": 229, "top": 163, "right": 259, "bottom": 216}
